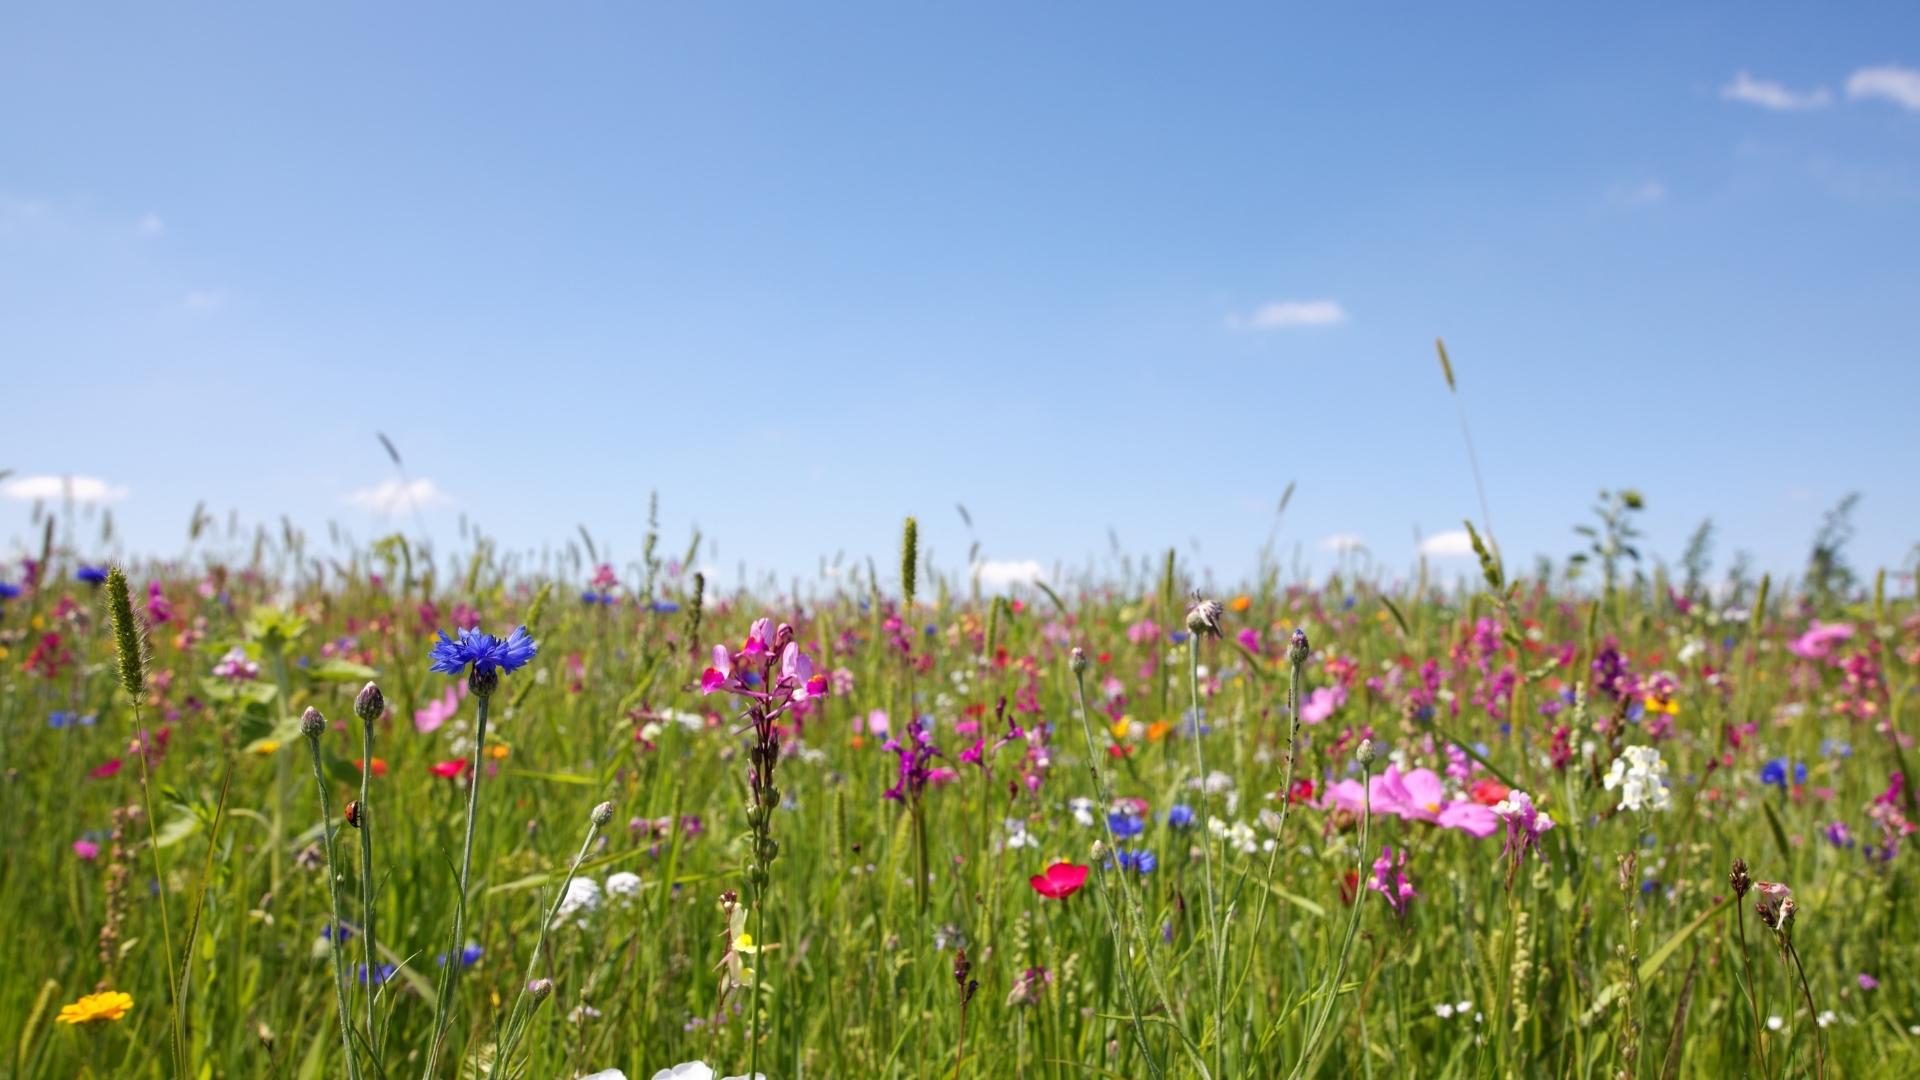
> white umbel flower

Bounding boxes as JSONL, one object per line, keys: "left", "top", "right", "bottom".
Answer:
{"left": 1602, "top": 745, "right": 1672, "bottom": 813}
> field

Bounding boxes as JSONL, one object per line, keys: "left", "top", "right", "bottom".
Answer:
{"left": 1, "top": 512, "right": 1915, "bottom": 1079}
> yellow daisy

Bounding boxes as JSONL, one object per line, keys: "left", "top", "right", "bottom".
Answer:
{"left": 57, "top": 990, "right": 132, "bottom": 1025}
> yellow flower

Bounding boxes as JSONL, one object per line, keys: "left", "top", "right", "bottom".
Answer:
{"left": 253, "top": 740, "right": 280, "bottom": 756}
{"left": 58, "top": 991, "right": 132, "bottom": 1025}
{"left": 488, "top": 743, "right": 511, "bottom": 760}
{"left": 1109, "top": 718, "right": 1130, "bottom": 740}
{"left": 733, "top": 932, "right": 759, "bottom": 954}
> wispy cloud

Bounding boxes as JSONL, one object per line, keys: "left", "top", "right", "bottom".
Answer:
{"left": 1608, "top": 180, "right": 1666, "bottom": 207}
{"left": 1, "top": 474, "right": 130, "bottom": 504}
{"left": 344, "top": 478, "right": 452, "bottom": 515}
{"left": 1847, "top": 65, "right": 1920, "bottom": 111}
{"left": 971, "top": 559, "right": 1045, "bottom": 588}
{"left": 1417, "top": 530, "right": 1475, "bottom": 558}
{"left": 1319, "top": 533, "right": 1366, "bottom": 554}
{"left": 1231, "top": 298, "right": 1349, "bottom": 330}
{"left": 1721, "top": 71, "right": 1832, "bottom": 111}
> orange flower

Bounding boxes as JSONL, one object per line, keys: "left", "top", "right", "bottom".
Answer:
{"left": 1228, "top": 595, "right": 1252, "bottom": 613}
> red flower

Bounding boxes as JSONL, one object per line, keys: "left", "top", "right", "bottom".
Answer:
{"left": 355, "top": 758, "right": 389, "bottom": 777}
{"left": 429, "top": 758, "right": 470, "bottom": 779}
{"left": 1469, "top": 778, "right": 1511, "bottom": 806}
{"left": 1338, "top": 868, "right": 1360, "bottom": 906}
{"left": 90, "top": 758, "right": 124, "bottom": 780}
{"left": 1029, "top": 862, "right": 1089, "bottom": 900}
{"left": 1287, "top": 778, "right": 1316, "bottom": 805}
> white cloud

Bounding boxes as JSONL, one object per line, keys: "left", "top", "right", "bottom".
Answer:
{"left": 182, "top": 289, "right": 227, "bottom": 310}
{"left": 0, "top": 474, "right": 130, "bottom": 504}
{"left": 137, "top": 213, "right": 166, "bottom": 237}
{"left": 1609, "top": 180, "right": 1666, "bottom": 206}
{"left": 1417, "top": 530, "right": 1475, "bottom": 559}
{"left": 1319, "top": 533, "right": 1366, "bottom": 554}
{"left": 1720, "top": 71, "right": 1832, "bottom": 111}
{"left": 344, "top": 478, "right": 452, "bottom": 515}
{"left": 971, "top": 559, "right": 1045, "bottom": 588}
{"left": 1847, "top": 65, "right": 1920, "bottom": 111}
{"left": 1234, "top": 298, "right": 1348, "bottom": 330}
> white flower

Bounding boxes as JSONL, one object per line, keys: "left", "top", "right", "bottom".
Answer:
{"left": 1005, "top": 819, "right": 1038, "bottom": 849}
{"left": 1191, "top": 770, "right": 1237, "bottom": 795}
{"left": 1766, "top": 1015, "right": 1784, "bottom": 1032}
{"left": 1434, "top": 1003, "right": 1455, "bottom": 1019}
{"left": 1069, "top": 797, "right": 1096, "bottom": 827}
{"left": 582, "top": 1071, "right": 627, "bottom": 1080}
{"left": 648, "top": 1065, "right": 764, "bottom": 1080}
{"left": 557, "top": 877, "right": 603, "bottom": 923}
{"left": 1206, "top": 817, "right": 1258, "bottom": 854}
{"left": 1817, "top": 1010, "right": 1837, "bottom": 1028}
{"left": 606, "top": 871, "right": 643, "bottom": 901}
{"left": 1602, "top": 745, "right": 1672, "bottom": 813}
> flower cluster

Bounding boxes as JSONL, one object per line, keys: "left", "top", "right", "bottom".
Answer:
{"left": 1602, "top": 744, "right": 1671, "bottom": 813}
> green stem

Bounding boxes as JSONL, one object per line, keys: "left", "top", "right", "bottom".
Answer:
{"left": 488, "top": 813, "right": 603, "bottom": 1078}
{"left": 1187, "top": 637, "right": 1225, "bottom": 1075}
{"left": 1292, "top": 761, "right": 1371, "bottom": 1078}
{"left": 425, "top": 689, "right": 490, "bottom": 1077}
{"left": 304, "top": 733, "right": 363, "bottom": 1080}
{"left": 358, "top": 713, "right": 379, "bottom": 1062}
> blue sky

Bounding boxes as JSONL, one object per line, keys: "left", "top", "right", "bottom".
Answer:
{"left": 4, "top": 3, "right": 1918, "bottom": 592}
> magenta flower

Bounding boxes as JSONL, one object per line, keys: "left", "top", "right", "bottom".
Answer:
{"left": 1299, "top": 685, "right": 1346, "bottom": 725}
{"left": 1789, "top": 620, "right": 1855, "bottom": 660}
{"left": 778, "top": 642, "right": 828, "bottom": 701}
{"left": 701, "top": 645, "right": 740, "bottom": 695}
{"left": 1325, "top": 765, "right": 1500, "bottom": 838}
{"left": 73, "top": 838, "right": 101, "bottom": 860}
{"left": 415, "top": 685, "right": 462, "bottom": 734}
{"left": 1367, "top": 845, "right": 1415, "bottom": 918}
{"left": 1492, "top": 790, "right": 1555, "bottom": 870}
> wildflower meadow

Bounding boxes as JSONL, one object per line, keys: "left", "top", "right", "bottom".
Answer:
{"left": 1, "top": 484, "right": 1916, "bottom": 1079}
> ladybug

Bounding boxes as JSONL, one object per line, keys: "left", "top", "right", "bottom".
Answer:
{"left": 344, "top": 800, "right": 363, "bottom": 829}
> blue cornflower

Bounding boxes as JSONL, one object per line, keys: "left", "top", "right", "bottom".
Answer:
{"left": 1112, "top": 848, "right": 1158, "bottom": 875}
{"left": 1169, "top": 630, "right": 1191, "bottom": 645}
{"left": 428, "top": 625, "right": 538, "bottom": 679}
{"left": 321, "top": 924, "right": 354, "bottom": 942}
{"left": 76, "top": 566, "right": 108, "bottom": 584}
{"left": 1760, "top": 758, "right": 1806, "bottom": 790}
{"left": 1108, "top": 812, "right": 1145, "bottom": 839}
{"left": 650, "top": 600, "right": 681, "bottom": 614}
{"left": 437, "top": 943, "right": 484, "bottom": 967}
{"left": 358, "top": 962, "right": 397, "bottom": 985}
{"left": 48, "top": 710, "right": 96, "bottom": 729}
{"left": 1166, "top": 804, "right": 1195, "bottom": 829}
{"left": 581, "top": 591, "right": 614, "bottom": 606}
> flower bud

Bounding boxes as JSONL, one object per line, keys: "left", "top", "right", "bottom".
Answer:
{"left": 1069, "top": 647, "right": 1089, "bottom": 675}
{"left": 1356, "top": 738, "right": 1375, "bottom": 766}
{"left": 300, "top": 707, "right": 327, "bottom": 739}
{"left": 528, "top": 978, "right": 554, "bottom": 1002}
{"left": 1090, "top": 839, "right": 1109, "bottom": 862}
{"left": 591, "top": 801, "right": 615, "bottom": 827}
{"left": 354, "top": 682, "right": 385, "bottom": 724}
{"left": 1729, "top": 857, "right": 1752, "bottom": 898}
{"left": 1288, "top": 628, "right": 1310, "bottom": 666}
{"left": 1185, "top": 596, "right": 1224, "bottom": 638}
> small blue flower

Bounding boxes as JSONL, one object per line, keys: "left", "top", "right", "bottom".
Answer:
{"left": 48, "top": 711, "right": 97, "bottom": 729}
{"left": 1166, "top": 804, "right": 1194, "bottom": 829}
{"left": 1108, "top": 812, "right": 1145, "bottom": 839}
{"left": 1169, "top": 630, "right": 1191, "bottom": 645}
{"left": 428, "top": 625, "right": 539, "bottom": 678}
{"left": 650, "top": 600, "right": 681, "bottom": 614}
{"left": 1111, "top": 848, "right": 1157, "bottom": 875}
{"left": 437, "top": 943, "right": 484, "bottom": 967}
{"left": 358, "top": 962, "right": 397, "bottom": 985}
{"left": 1759, "top": 758, "right": 1806, "bottom": 790}
{"left": 321, "top": 924, "right": 354, "bottom": 943}
{"left": 0, "top": 581, "right": 20, "bottom": 599}
{"left": 76, "top": 566, "right": 108, "bottom": 584}
{"left": 581, "top": 590, "right": 614, "bottom": 606}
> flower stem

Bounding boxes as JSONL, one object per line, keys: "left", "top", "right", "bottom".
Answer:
{"left": 1292, "top": 761, "right": 1370, "bottom": 1079}
{"left": 1187, "top": 636, "right": 1225, "bottom": 1075}
{"left": 488, "top": 811, "right": 603, "bottom": 1079}
{"left": 304, "top": 732, "right": 363, "bottom": 1080}
{"left": 358, "top": 713, "right": 379, "bottom": 1062}
{"left": 1734, "top": 903, "right": 1771, "bottom": 1078}
{"left": 1786, "top": 939, "right": 1824, "bottom": 1080}
{"left": 425, "top": 690, "right": 490, "bottom": 1077}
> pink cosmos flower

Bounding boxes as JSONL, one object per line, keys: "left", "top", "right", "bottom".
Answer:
{"left": 1299, "top": 686, "right": 1346, "bottom": 725}
{"left": 1324, "top": 765, "right": 1499, "bottom": 838}
{"left": 1789, "top": 620, "right": 1855, "bottom": 661}
{"left": 414, "top": 686, "right": 462, "bottom": 734}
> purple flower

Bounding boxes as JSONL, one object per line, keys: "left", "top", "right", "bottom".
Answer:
{"left": 883, "top": 718, "right": 944, "bottom": 804}
{"left": 428, "top": 625, "right": 538, "bottom": 679}
{"left": 1367, "top": 845, "right": 1416, "bottom": 918}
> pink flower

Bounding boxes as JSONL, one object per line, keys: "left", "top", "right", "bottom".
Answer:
{"left": 1789, "top": 620, "right": 1855, "bottom": 661}
{"left": 1237, "top": 628, "right": 1262, "bottom": 653}
{"left": 90, "top": 758, "right": 123, "bottom": 780}
{"left": 701, "top": 645, "right": 738, "bottom": 695}
{"left": 414, "top": 686, "right": 462, "bottom": 734}
{"left": 1324, "top": 765, "right": 1499, "bottom": 838}
{"left": 1299, "top": 686, "right": 1345, "bottom": 725}
{"left": 1367, "top": 845, "right": 1415, "bottom": 918}
{"left": 1030, "top": 861, "right": 1089, "bottom": 899}
{"left": 778, "top": 642, "right": 828, "bottom": 702}
{"left": 73, "top": 839, "right": 100, "bottom": 860}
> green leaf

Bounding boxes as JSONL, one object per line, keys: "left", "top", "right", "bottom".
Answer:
{"left": 1637, "top": 894, "right": 1731, "bottom": 983}
{"left": 306, "top": 658, "right": 378, "bottom": 683}
{"left": 1761, "top": 799, "right": 1793, "bottom": 864}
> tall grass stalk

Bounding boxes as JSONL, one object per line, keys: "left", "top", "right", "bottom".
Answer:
{"left": 301, "top": 707, "right": 363, "bottom": 1080}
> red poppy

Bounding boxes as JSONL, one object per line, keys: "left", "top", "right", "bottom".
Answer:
{"left": 1029, "top": 862, "right": 1089, "bottom": 900}
{"left": 1338, "top": 868, "right": 1360, "bottom": 906}
{"left": 1287, "top": 778, "right": 1316, "bottom": 805}
{"left": 355, "top": 758, "right": 389, "bottom": 777}
{"left": 1469, "top": 778, "right": 1510, "bottom": 806}
{"left": 429, "top": 758, "right": 470, "bottom": 779}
